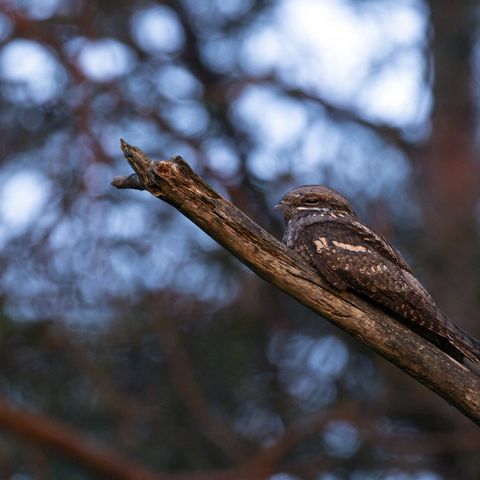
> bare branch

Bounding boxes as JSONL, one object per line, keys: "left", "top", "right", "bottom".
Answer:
{"left": 112, "top": 141, "right": 480, "bottom": 426}
{"left": 0, "top": 398, "right": 168, "bottom": 480}
{"left": 156, "top": 317, "right": 251, "bottom": 462}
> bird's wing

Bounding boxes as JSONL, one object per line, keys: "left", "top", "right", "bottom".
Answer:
{"left": 344, "top": 220, "right": 413, "bottom": 273}
{"left": 297, "top": 218, "right": 446, "bottom": 328}
{"left": 298, "top": 220, "right": 480, "bottom": 365}
{"left": 297, "top": 218, "right": 414, "bottom": 291}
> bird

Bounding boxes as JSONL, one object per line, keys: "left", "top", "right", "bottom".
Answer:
{"left": 276, "top": 185, "right": 480, "bottom": 372}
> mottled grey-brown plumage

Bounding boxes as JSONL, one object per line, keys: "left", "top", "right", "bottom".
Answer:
{"left": 276, "top": 185, "right": 480, "bottom": 370}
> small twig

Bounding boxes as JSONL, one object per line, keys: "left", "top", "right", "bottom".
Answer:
{"left": 112, "top": 140, "right": 480, "bottom": 426}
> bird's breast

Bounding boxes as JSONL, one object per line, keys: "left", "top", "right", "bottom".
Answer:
{"left": 284, "top": 215, "right": 331, "bottom": 249}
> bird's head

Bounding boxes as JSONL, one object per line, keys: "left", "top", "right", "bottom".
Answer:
{"left": 275, "top": 185, "right": 356, "bottom": 223}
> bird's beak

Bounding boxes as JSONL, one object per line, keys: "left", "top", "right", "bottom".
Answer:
{"left": 274, "top": 202, "right": 282, "bottom": 210}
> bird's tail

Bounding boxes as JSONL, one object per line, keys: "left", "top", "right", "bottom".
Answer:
{"left": 443, "top": 316, "right": 480, "bottom": 375}
{"left": 463, "top": 337, "right": 480, "bottom": 375}
{"left": 409, "top": 309, "right": 480, "bottom": 376}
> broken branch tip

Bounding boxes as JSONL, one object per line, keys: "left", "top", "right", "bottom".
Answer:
{"left": 111, "top": 174, "right": 145, "bottom": 190}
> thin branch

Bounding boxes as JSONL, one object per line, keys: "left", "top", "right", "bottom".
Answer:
{"left": 156, "top": 317, "right": 251, "bottom": 462}
{"left": 0, "top": 398, "right": 168, "bottom": 480}
{"left": 246, "top": 403, "right": 359, "bottom": 477}
{"left": 227, "top": 74, "right": 417, "bottom": 155}
{"left": 249, "top": 401, "right": 480, "bottom": 477}
{"left": 112, "top": 140, "right": 480, "bottom": 426}
{"left": 283, "top": 85, "right": 411, "bottom": 149}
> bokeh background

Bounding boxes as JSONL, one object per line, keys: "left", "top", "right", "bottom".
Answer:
{"left": 1, "top": 0, "right": 479, "bottom": 478}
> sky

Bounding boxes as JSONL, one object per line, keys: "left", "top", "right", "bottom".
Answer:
{"left": 0, "top": 0, "right": 432, "bottom": 324}
{"left": 0, "top": 0, "right": 428, "bottom": 236}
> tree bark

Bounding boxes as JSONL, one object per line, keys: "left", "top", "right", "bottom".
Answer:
{"left": 112, "top": 140, "right": 480, "bottom": 426}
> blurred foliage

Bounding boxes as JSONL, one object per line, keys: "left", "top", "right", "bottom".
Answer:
{"left": 0, "top": 0, "right": 479, "bottom": 479}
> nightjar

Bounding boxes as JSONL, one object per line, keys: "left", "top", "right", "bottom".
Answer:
{"left": 276, "top": 185, "right": 480, "bottom": 372}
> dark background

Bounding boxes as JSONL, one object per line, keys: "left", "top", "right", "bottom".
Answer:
{"left": 0, "top": 0, "right": 479, "bottom": 478}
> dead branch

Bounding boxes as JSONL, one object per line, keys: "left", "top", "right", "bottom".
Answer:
{"left": 112, "top": 140, "right": 480, "bottom": 426}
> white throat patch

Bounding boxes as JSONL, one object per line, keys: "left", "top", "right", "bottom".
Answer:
{"left": 296, "top": 207, "right": 330, "bottom": 212}
{"left": 295, "top": 206, "right": 346, "bottom": 218}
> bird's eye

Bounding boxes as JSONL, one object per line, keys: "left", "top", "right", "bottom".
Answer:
{"left": 304, "top": 198, "right": 318, "bottom": 205}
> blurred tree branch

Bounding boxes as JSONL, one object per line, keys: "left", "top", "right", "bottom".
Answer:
{"left": 112, "top": 140, "right": 480, "bottom": 426}
{"left": 0, "top": 398, "right": 167, "bottom": 480}
{"left": 156, "top": 317, "right": 251, "bottom": 462}
{"left": 228, "top": 74, "right": 417, "bottom": 155}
